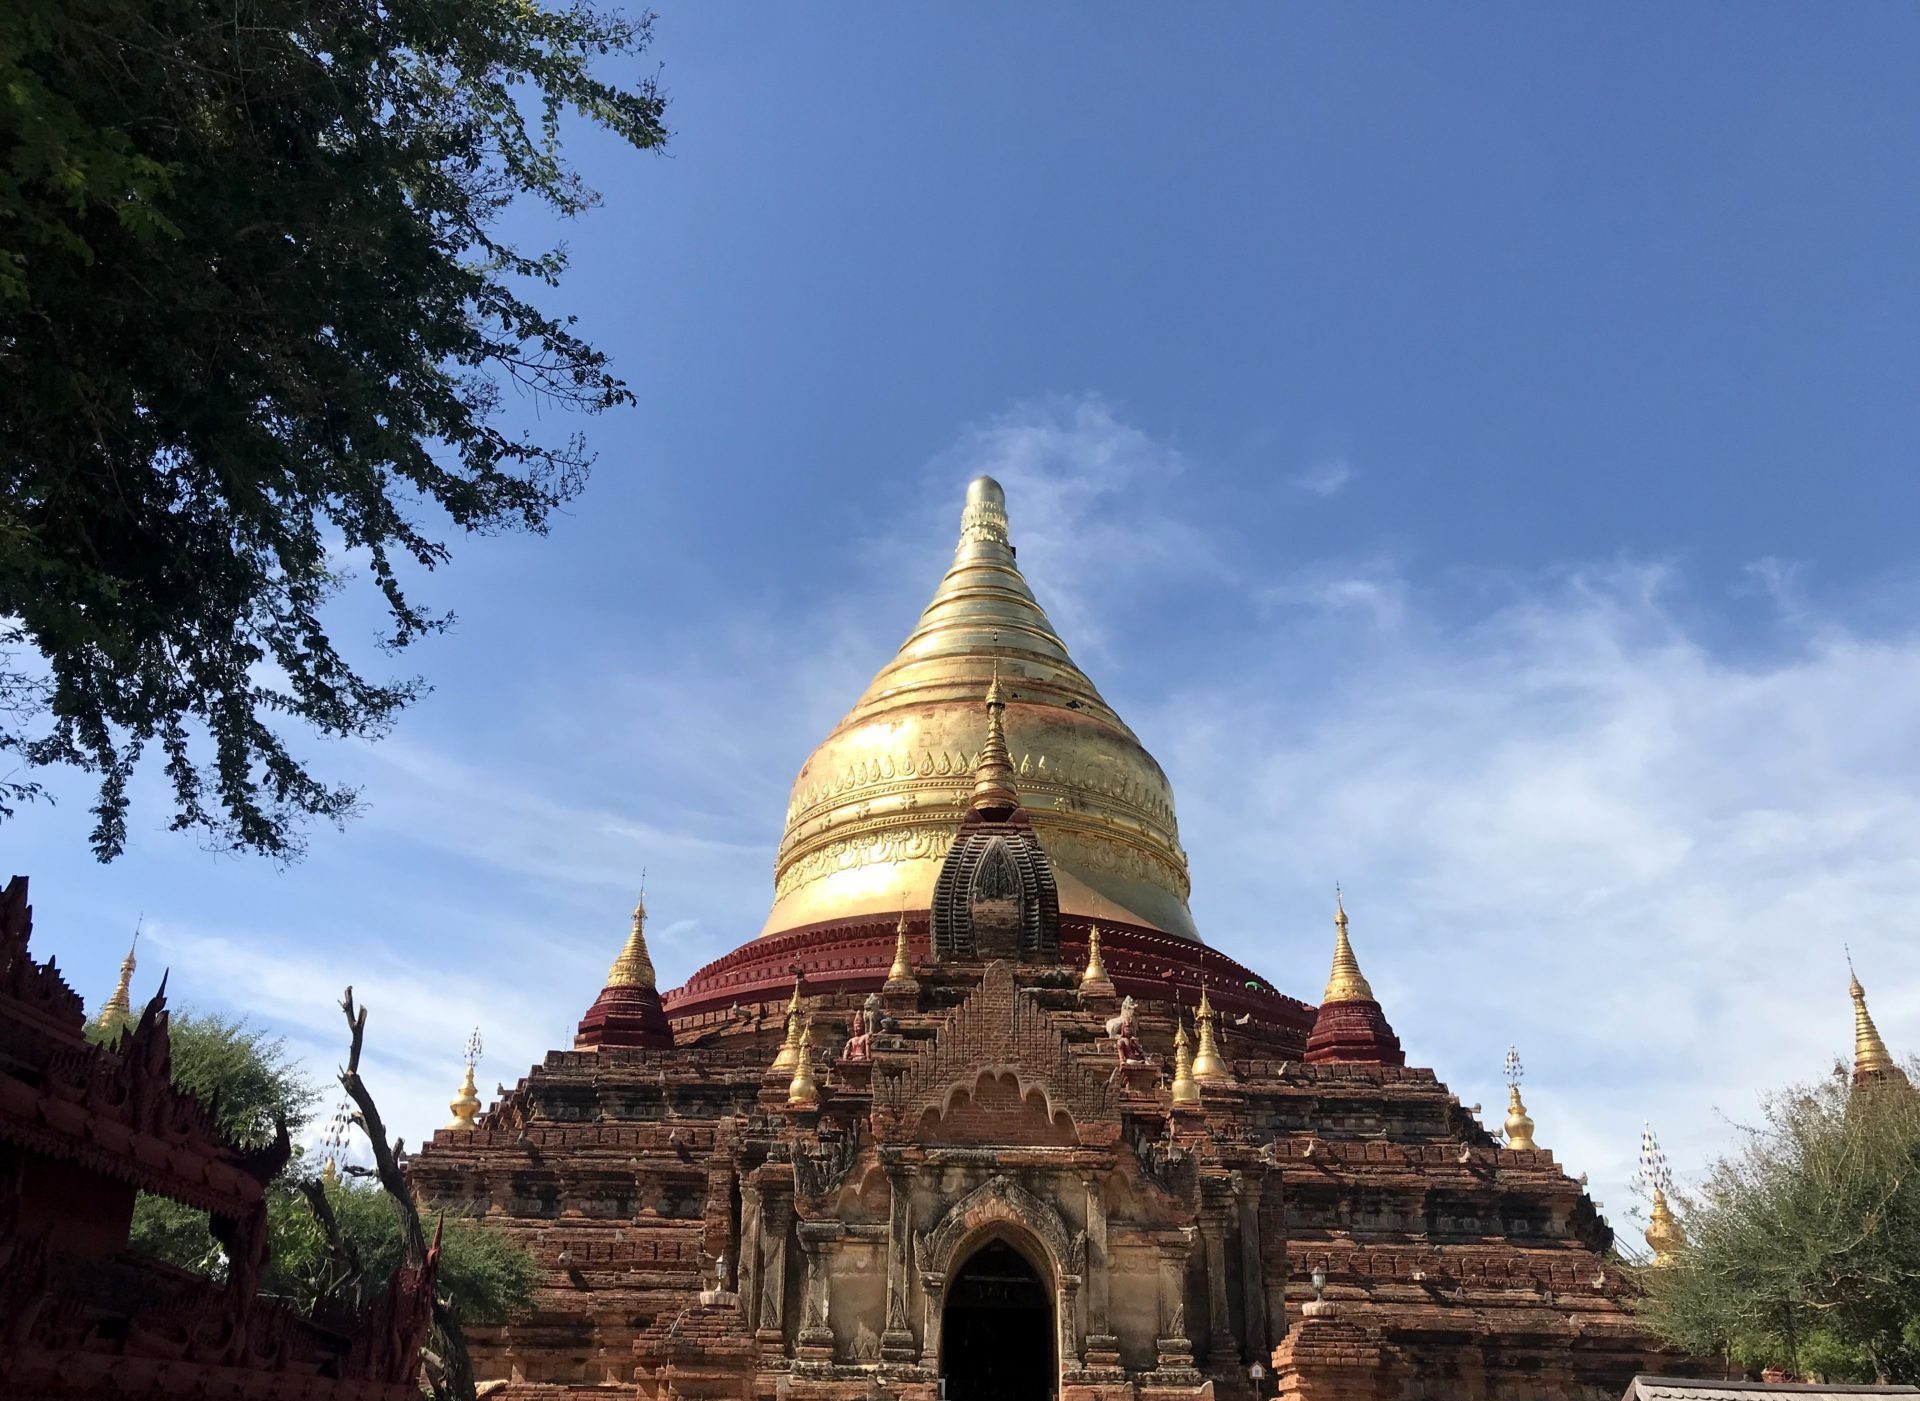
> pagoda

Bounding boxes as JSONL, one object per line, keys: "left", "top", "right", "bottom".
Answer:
{"left": 408, "top": 477, "right": 1683, "bottom": 1400}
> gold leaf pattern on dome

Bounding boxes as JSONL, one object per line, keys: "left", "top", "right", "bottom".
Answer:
{"left": 783, "top": 746, "right": 1181, "bottom": 829}
{"left": 762, "top": 473, "right": 1197, "bottom": 940}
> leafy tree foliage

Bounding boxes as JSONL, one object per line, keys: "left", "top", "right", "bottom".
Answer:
{"left": 87, "top": 1008, "right": 313, "bottom": 1269}
{"left": 277, "top": 1180, "right": 538, "bottom": 1326}
{"left": 128, "top": 1174, "right": 535, "bottom": 1325}
{"left": 105, "top": 1008, "right": 319, "bottom": 1145}
{"left": 93, "top": 1007, "right": 533, "bottom": 1323}
{"left": 1638, "top": 1061, "right": 1920, "bottom": 1383}
{"left": 0, "top": 0, "right": 668, "bottom": 859}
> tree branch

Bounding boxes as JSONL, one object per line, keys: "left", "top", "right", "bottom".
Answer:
{"left": 335, "top": 985, "right": 477, "bottom": 1401}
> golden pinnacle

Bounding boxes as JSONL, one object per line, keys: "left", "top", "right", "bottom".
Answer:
{"left": 770, "top": 977, "right": 805, "bottom": 1074}
{"left": 1081, "top": 924, "right": 1111, "bottom": 987}
{"left": 446, "top": 1062, "right": 481, "bottom": 1132}
{"left": 787, "top": 1019, "right": 819, "bottom": 1108}
{"left": 1170, "top": 1020, "right": 1200, "bottom": 1106}
{"left": 1191, "top": 987, "right": 1228, "bottom": 1081}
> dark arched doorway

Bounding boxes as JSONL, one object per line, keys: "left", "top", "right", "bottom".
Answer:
{"left": 942, "top": 1238, "right": 1055, "bottom": 1401}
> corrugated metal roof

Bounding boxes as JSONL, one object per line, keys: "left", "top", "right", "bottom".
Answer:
{"left": 1626, "top": 1378, "right": 1920, "bottom": 1400}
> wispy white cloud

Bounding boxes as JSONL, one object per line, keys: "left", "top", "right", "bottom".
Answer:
{"left": 140, "top": 916, "right": 564, "bottom": 1166}
{"left": 1291, "top": 458, "right": 1355, "bottom": 498}
{"left": 1259, "top": 561, "right": 1407, "bottom": 631}
{"left": 1160, "top": 555, "right": 1920, "bottom": 1228}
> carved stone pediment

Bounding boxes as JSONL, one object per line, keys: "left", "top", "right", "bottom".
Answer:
{"left": 872, "top": 962, "right": 1118, "bottom": 1147}
{"left": 918, "top": 1173, "right": 1081, "bottom": 1287}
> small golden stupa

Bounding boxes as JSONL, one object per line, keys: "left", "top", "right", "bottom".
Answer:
{"left": 1644, "top": 1189, "right": 1684, "bottom": 1266}
{"left": 1191, "top": 988, "right": 1229, "bottom": 1081}
{"left": 446, "top": 1027, "right": 483, "bottom": 1131}
{"left": 770, "top": 978, "right": 805, "bottom": 1074}
{"left": 1081, "top": 923, "right": 1111, "bottom": 988}
{"left": 1170, "top": 1020, "right": 1200, "bottom": 1106}
{"left": 447, "top": 1064, "right": 481, "bottom": 1132}
{"left": 886, "top": 912, "right": 915, "bottom": 987}
{"left": 786, "top": 1020, "right": 818, "bottom": 1108}
{"left": 1637, "top": 1124, "right": 1685, "bottom": 1266}
{"left": 1503, "top": 1046, "right": 1537, "bottom": 1151}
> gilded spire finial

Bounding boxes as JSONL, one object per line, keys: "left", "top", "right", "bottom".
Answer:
{"left": 1322, "top": 887, "right": 1375, "bottom": 1004}
{"left": 1502, "top": 1046, "right": 1537, "bottom": 1150}
{"left": 787, "top": 1018, "right": 819, "bottom": 1107}
{"left": 1847, "top": 955, "right": 1907, "bottom": 1087}
{"left": 1634, "top": 1123, "right": 1684, "bottom": 1265}
{"left": 1170, "top": 1018, "right": 1200, "bottom": 1106}
{"left": 886, "top": 911, "right": 916, "bottom": 986}
{"left": 1081, "top": 924, "right": 1111, "bottom": 988}
{"left": 770, "top": 974, "right": 806, "bottom": 1074}
{"left": 605, "top": 886, "right": 657, "bottom": 990}
{"left": 447, "top": 1027, "right": 483, "bottom": 1131}
{"left": 1191, "top": 987, "right": 1229, "bottom": 1081}
{"left": 971, "top": 665, "right": 1019, "bottom": 812}
{"left": 97, "top": 922, "right": 140, "bottom": 1030}
{"left": 958, "top": 474, "right": 1011, "bottom": 548}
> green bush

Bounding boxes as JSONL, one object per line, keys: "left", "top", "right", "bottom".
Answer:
{"left": 1638, "top": 1060, "right": 1920, "bottom": 1382}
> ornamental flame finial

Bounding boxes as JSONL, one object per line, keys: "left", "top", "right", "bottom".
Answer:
{"left": 1322, "top": 887, "right": 1375, "bottom": 1004}
{"left": 1848, "top": 954, "right": 1907, "bottom": 1088}
{"left": 1502, "top": 1046, "right": 1537, "bottom": 1150}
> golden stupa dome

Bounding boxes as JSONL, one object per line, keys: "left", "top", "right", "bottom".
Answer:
{"left": 761, "top": 476, "right": 1199, "bottom": 941}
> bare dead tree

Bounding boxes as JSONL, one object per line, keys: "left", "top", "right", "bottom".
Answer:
{"left": 295, "top": 1175, "right": 366, "bottom": 1313}
{"left": 336, "top": 985, "right": 478, "bottom": 1401}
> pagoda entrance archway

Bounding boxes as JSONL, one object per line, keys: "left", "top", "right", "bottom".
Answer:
{"left": 941, "top": 1237, "right": 1055, "bottom": 1401}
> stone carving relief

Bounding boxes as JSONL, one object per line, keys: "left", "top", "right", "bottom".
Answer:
{"left": 917, "top": 1174, "right": 1080, "bottom": 1286}
{"left": 874, "top": 962, "right": 1115, "bottom": 1146}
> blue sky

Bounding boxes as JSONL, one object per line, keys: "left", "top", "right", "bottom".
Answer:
{"left": 9, "top": 6, "right": 1920, "bottom": 1236}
